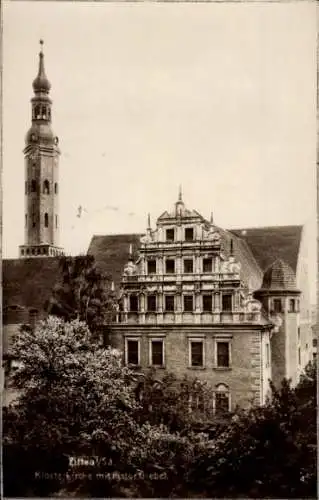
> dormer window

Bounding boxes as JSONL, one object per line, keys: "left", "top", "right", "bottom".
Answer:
{"left": 147, "top": 260, "right": 156, "bottom": 274}
{"left": 166, "top": 259, "right": 175, "bottom": 274}
{"left": 185, "top": 228, "right": 194, "bottom": 241}
{"left": 222, "top": 294, "right": 232, "bottom": 312}
{"left": 203, "top": 258, "right": 212, "bottom": 273}
{"left": 289, "top": 299, "right": 296, "bottom": 313}
{"left": 184, "top": 259, "right": 193, "bottom": 274}
{"left": 273, "top": 299, "right": 282, "bottom": 313}
{"left": 184, "top": 295, "right": 193, "bottom": 312}
{"left": 166, "top": 228, "right": 175, "bottom": 242}
{"left": 129, "top": 295, "right": 138, "bottom": 312}
{"left": 147, "top": 295, "right": 156, "bottom": 312}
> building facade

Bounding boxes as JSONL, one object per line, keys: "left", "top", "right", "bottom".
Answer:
{"left": 19, "top": 40, "right": 63, "bottom": 258}
{"left": 108, "top": 193, "right": 275, "bottom": 411}
{"left": 3, "top": 44, "right": 314, "bottom": 412}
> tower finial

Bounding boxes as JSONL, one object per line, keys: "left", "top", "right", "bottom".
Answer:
{"left": 178, "top": 184, "right": 182, "bottom": 202}
{"left": 129, "top": 243, "right": 133, "bottom": 259}
{"left": 147, "top": 213, "right": 151, "bottom": 230}
{"left": 210, "top": 211, "right": 214, "bottom": 224}
{"left": 33, "top": 39, "right": 51, "bottom": 93}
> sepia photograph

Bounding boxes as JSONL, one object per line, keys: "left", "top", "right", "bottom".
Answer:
{"left": 2, "top": 1, "right": 317, "bottom": 498}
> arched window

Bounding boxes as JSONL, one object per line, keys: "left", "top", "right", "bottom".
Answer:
{"left": 25, "top": 181, "right": 28, "bottom": 194}
{"left": 26, "top": 248, "right": 30, "bottom": 255}
{"left": 43, "top": 180, "right": 50, "bottom": 194}
{"left": 44, "top": 213, "right": 49, "bottom": 228}
{"left": 21, "top": 249, "right": 24, "bottom": 256}
{"left": 55, "top": 215, "right": 58, "bottom": 228}
{"left": 214, "top": 384, "right": 230, "bottom": 415}
{"left": 31, "top": 248, "right": 35, "bottom": 255}
{"left": 34, "top": 105, "right": 40, "bottom": 119}
{"left": 41, "top": 106, "right": 47, "bottom": 119}
{"left": 54, "top": 182, "right": 58, "bottom": 194}
{"left": 48, "top": 108, "right": 51, "bottom": 120}
{"left": 25, "top": 214, "right": 28, "bottom": 228}
{"left": 31, "top": 180, "right": 37, "bottom": 192}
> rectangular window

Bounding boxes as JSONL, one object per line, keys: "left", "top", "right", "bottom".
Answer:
{"left": 313, "top": 338, "right": 317, "bottom": 347}
{"left": 151, "top": 340, "right": 164, "bottom": 366}
{"left": 147, "top": 295, "right": 156, "bottom": 312}
{"left": 266, "top": 343, "right": 270, "bottom": 367}
{"left": 165, "top": 295, "right": 174, "bottom": 312}
{"left": 222, "top": 294, "right": 232, "bottom": 312}
{"left": 184, "top": 259, "right": 193, "bottom": 273}
{"left": 190, "top": 341, "right": 203, "bottom": 367}
{"left": 129, "top": 295, "right": 138, "bottom": 312}
{"left": 215, "top": 392, "right": 230, "bottom": 415}
{"left": 184, "top": 295, "right": 193, "bottom": 312}
{"left": 203, "top": 258, "right": 212, "bottom": 273}
{"left": 166, "top": 259, "right": 175, "bottom": 274}
{"left": 126, "top": 339, "right": 139, "bottom": 365}
{"left": 298, "top": 347, "right": 301, "bottom": 365}
{"left": 289, "top": 299, "right": 296, "bottom": 313}
{"left": 273, "top": 299, "right": 282, "bottom": 313}
{"left": 147, "top": 260, "right": 156, "bottom": 274}
{"left": 203, "top": 295, "right": 212, "bottom": 312}
{"left": 217, "top": 341, "right": 230, "bottom": 367}
{"left": 185, "top": 228, "right": 194, "bottom": 241}
{"left": 166, "top": 228, "right": 175, "bottom": 242}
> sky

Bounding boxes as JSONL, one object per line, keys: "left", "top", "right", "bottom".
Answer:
{"left": 2, "top": 2, "right": 317, "bottom": 299}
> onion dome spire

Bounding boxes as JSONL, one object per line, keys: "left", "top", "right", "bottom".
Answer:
{"left": 32, "top": 40, "right": 51, "bottom": 94}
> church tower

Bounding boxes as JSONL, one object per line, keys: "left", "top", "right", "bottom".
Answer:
{"left": 19, "top": 41, "right": 64, "bottom": 258}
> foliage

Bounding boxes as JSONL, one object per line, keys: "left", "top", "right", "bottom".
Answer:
{"left": 134, "top": 368, "right": 228, "bottom": 435}
{"left": 189, "top": 361, "right": 317, "bottom": 498}
{"left": 46, "top": 255, "right": 117, "bottom": 333}
{"left": 4, "top": 316, "right": 317, "bottom": 498}
{"left": 4, "top": 317, "right": 142, "bottom": 496}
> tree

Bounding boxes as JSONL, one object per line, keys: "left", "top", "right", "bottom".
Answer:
{"left": 46, "top": 255, "right": 117, "bottom": 334}
{"left": 3, "top": 316, "right": 143, "bottom": 496}
{"left": 134, "top": 369, "right": 228, "bottom": 434}
{"left": 3, "top": 317, "right": 201, "bottom": 498}
{"left": 189, "top": 362, "right": 317, "bottom": 498}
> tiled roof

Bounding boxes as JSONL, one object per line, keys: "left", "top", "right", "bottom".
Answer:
{"left": 87, "top": 233, "right": 142, "bottom": 288}
{"left": 261, "top": 258, "right": 297, "bottom": 290}
{"left": 87, "top": 230, "right": 263, "bottom": 291}
{"left": 230, "top": 225, "right": 302, "bottom": 272}
{"left": 216, "top": 227, "right": 263, "bottom": 290}
{"left": 3, "top": 257, "right": 62, "bottom": 314}
{"left": 3, "top": 225, "right": 303, "bottom": 319}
